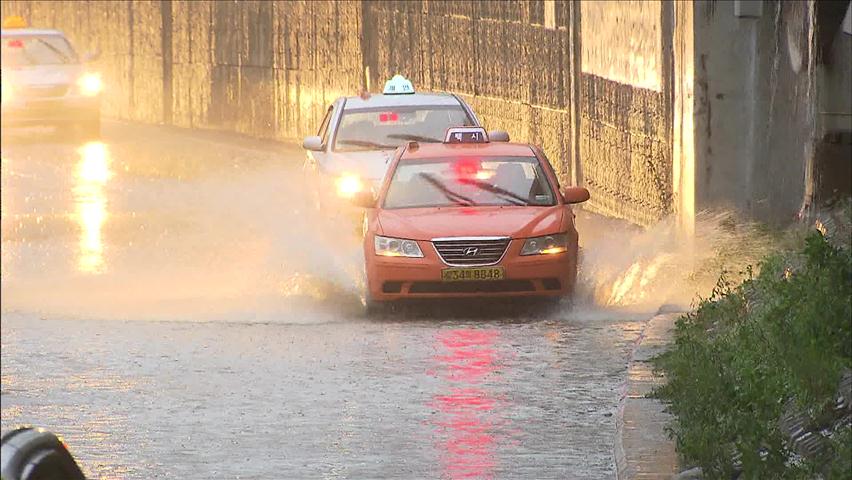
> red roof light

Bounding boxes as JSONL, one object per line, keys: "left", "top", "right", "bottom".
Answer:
{"left": 378, "top": 112, "right": 398, "bottom": 123}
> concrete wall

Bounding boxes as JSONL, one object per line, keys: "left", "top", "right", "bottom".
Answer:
{"left": 2, "top": 0, "right": 363, "bottom": 141}
{"left": 581, "top": 0, "right": 662, "bottom": 91}
{"left": 693, "top": 0, "right": 852, "bottom": 224}
{"left": 360, "top": 1, "right": 677, "bottom": 226}
{"left": 3, "top": 0, "right": 847, "bottom": 227}
{"left": 577, "top": 1, "right": 674, "bottom": 225}
{"left": 360, "top": 1, "right": 578, "bottom": 186}
{"left": 1, "top": 0, "right": 672, "bottom": 225}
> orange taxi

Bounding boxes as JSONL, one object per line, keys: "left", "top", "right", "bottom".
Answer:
{"left": 352, "top": 127, "right": 590, "bottom": 310}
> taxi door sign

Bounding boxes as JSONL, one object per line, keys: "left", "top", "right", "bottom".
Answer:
{"left": 444, "top": 127, "right": 490, "bottom": 144}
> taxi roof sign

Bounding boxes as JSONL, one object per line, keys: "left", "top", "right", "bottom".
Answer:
{"left": 444, "top": 127, "right": 489, "bottom": 144}
{"left": 2, "top": 16, "right": 28, "bottom": 29}
{"left": 382, "top": 75, "right": 415, "bottom": 95}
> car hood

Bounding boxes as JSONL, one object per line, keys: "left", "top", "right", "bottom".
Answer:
{"left": 320, "top": 149, "right": 396, "bottom": 182}
{"left": 377, "top": 206, "right": 564, "bottom": 240}
{"left": 3, "top": 64, "right": 82, "bottom": 86}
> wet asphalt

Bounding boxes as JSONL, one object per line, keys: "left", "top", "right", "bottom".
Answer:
{"left": 1, "top": 122, "right": 657, "bottom": 479}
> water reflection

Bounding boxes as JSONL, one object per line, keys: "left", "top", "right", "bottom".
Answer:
{"left": 430, "top": 329, "right": 506, "bottom": 480}
{"left": 74, "top": 142, "right": 111, "bottom": 273}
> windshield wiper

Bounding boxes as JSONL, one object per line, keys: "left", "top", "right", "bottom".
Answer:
{"left": 336, "top": 139, "right": 397, "bottom": 150}
{"left": 466, "top": 179, "right": 529, "bottom": 206}
{"left": 386, "top": 133, "right": 441, "bottom": 143}
{"left": 419, "top": 173, "right": 474, "bottom": 206}
{"left": 35, "top": 38, "right": 71, "bottom": 64}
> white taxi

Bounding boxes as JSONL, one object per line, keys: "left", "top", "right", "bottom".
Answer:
{"left": 1, "top": 16, "right": 103, "bottom": 139}
{"left": 302, "top": 75, "right": 508, "bottom": 209}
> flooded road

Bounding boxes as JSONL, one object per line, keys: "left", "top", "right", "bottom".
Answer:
{"left": 2, "top": 122, "right": 665, "bottom": 479}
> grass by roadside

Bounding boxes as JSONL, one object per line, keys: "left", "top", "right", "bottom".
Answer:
{"left": 653, "top": 203, "right": 852, "bottom": 479}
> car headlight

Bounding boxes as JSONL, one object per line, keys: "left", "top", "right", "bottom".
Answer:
{"left": 76, "top": 72, "right": 103, "bottom": 96}
{"left": 335, "top": 173, "right": 363, "bottom": 198}
{"left": 520, "top": 233, "right": 569, "bottom": 256}
{"left": 374, "top": 235, "right": 423, "bottom": 258}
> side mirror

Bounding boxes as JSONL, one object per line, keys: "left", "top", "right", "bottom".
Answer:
{"left": 487, "top": 130, "right": 510, "bottom": 142}
{"left": 302, "top": 136, "right": 323, "bottom": 152}
{"left": 350, "top": 190, "right": 376, "bottom": 208}
{"left": 82, "top": 49, "right": 101, "bottom": 63}
{"left": 562, "top": 186, "right": 590, "bottom": 204}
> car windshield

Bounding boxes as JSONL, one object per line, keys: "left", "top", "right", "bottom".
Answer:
{"left": 334, "top": 106, "right": 474, "bottom": 152}
{"left": 1, "top": 34, "right": 78, "bottom": 66}
{"left": 384, "top": 156, "right": 556, "bottom": 209}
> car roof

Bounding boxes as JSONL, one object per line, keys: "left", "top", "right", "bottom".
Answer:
{"left": 400, "top": 142, "right": 535, "bottom": 160}
{"left": 1, "top": 29, "right": 66, "bottom": 37}
{"left": 342, "top": 92, "right": 462, "bottom": 110}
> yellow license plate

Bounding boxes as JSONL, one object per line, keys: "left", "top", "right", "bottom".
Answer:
{"left": 441, "top": 267, "right": 505, "bottom": 282}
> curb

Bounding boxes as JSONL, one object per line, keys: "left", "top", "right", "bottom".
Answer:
{"left": 615, "top": 311, "right": 682, "bottom": 480}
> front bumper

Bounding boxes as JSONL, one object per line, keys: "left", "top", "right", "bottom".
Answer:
{"left": 365, "top": 238, "right": 578, "bottom": 302}
{"left": 1, "top": 95, "right": 100, "bottom": 127}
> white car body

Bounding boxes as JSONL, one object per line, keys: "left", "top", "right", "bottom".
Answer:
{"left": 302, "top": 91, "right": 483, "bottom": 207}
{"left": 1, "top": 28, "right": 101, "bottom": 136}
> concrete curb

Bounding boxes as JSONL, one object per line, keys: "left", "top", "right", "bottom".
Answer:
{"left": 614, "top": 312, "right": 682, "bottom": 480}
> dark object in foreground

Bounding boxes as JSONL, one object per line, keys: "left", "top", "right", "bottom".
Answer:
{"left": 1, "top": 427, "right": 86, "bottom": 480}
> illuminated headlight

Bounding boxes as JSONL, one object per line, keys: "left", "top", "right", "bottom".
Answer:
{"left": 374, "top": 235, "right": 423, "bottom": 258}
{"left": 76, "top": 73, "right": 103, "bottom": 96}
{"left": 520, "top": 233, "right": 569, "bottom": 256}
{"left": 335, "top": 174, "right": 363, "bottom": 198}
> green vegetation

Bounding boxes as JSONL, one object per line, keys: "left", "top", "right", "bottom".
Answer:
{"left": 654, "top": 212, "right": 852, "bottom": 478}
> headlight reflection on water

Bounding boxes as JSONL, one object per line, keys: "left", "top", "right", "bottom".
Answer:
{"left": 74, "top": 142, "right": 111, "bottom": 274}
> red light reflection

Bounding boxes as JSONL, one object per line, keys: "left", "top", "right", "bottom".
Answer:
{"left": 379, "top": 112, "right": 399, "bottom": 122}
{"left": 430, "top": 329, "right": 507, "bottom": 479}
{"left": 452, "top": 157, "right": 482, "bottom": 183}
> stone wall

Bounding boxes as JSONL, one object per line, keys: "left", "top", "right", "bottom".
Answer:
{"left": 2, "top": 0, "right": 673, "bottom": 225}
{"left": 2, "top": 0, "right": 363, "bottom": 141}
{"left": 576, "top": 1, "right": 674, "bottom": 224}
{"left": 5, "top": 1, "right": 843, "bottom": 226}
{"left": 360, "top": 0, "right": 577, "bottom": 182}
{"left": 359, "top": 1, "right": 676, "bottom": 225}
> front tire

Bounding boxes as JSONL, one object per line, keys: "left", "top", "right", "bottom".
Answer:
{"left": 363, "top": 297, "right": 388, "bottom": 316}
{"left": 359, "top": 262, "right": 388, "bottom": 316}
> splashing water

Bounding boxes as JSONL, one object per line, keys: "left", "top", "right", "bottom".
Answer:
{"left": 576, "top": 210, "right": 776, "bottom": 312}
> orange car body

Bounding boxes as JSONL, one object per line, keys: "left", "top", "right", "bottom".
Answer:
{"left": 362, "top": 138, "right": 588, "bottom": 303}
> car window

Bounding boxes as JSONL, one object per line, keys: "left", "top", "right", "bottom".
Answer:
{"left": 1, "top": 34, "right": 79, "bottom": 66}
{"left": 333, "top": 106, "right": 474, "bottom": 152}
{"left": 384, "top": 156, "right": 556, "bottom": 209}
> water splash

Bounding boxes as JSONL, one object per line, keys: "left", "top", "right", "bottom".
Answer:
{"left": 576, "top": 210, "right": 775, "bottom": 312}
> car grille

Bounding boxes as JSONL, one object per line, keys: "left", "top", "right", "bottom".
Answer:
{"left": 432, "top": 237, "right": 510, "bottom": 266}
{"left": 21, "top": 85, "right": 68, "bottom": 98}
{"left": 409, "top": 280, "right": 535, "bottom": 294}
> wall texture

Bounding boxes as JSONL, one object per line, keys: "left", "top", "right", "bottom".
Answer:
{"left": 3, "top": 0, "right": 848, "bottom": 227}
{"left": 1, "top": 0, "right": 673, "bottom": 225}
{"left": 2, "top": 0, "right": 363, "bottom": 141}
{"left": 693, "top": 0, "right": 852, "bottom": 223}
